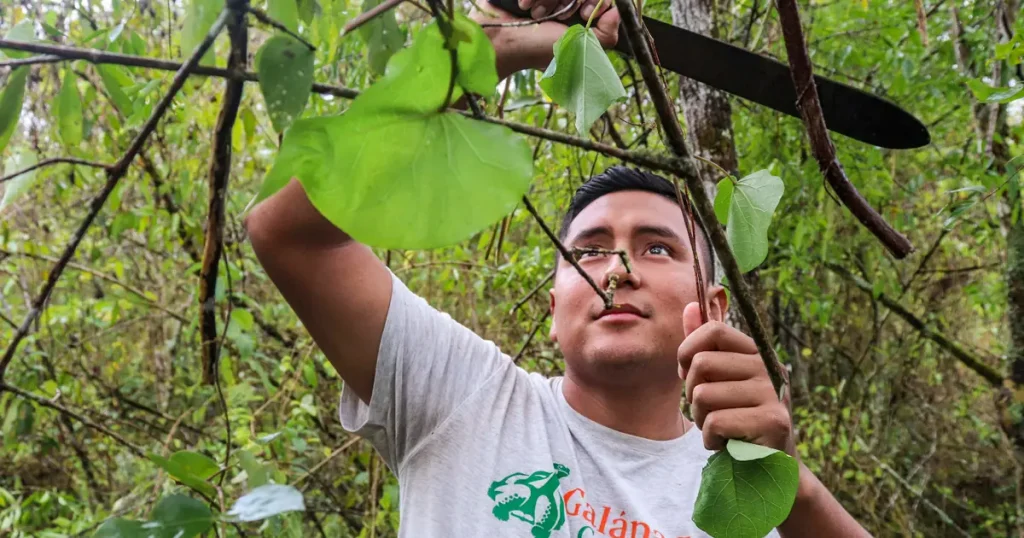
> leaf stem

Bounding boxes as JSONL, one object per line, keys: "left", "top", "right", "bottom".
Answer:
{"left": 585, "top": 0, "right": 606, "bottom": 29}
{"left": 693, "top": 154, "right": 732, "bottom": 184}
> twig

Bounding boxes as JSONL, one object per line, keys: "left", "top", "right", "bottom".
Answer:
{"left": 513, "top": 310, "right": 551, "bottom": 363}
{"left": 826, "top": 263, "right": 1004, "bottom": 387}
{"left": 294, "top": 436, "right": 361, "bottom": 488}
{"left": 774, "top": 0, "right": 913, "bottom": 259}
{"left": 343, "top": 0, "right": 406, "bottom": 35}
{"left": 479, "top": 1, "right": 576, "bottom": 26}
{"left": 613, "top": 0, "right": 787, "bottom": 397}
{"left": 510, "top": 270, "right": 555, "bottom": 315}
{"left": 0, "top": 54, "right": 63, "bottom": 68}
{"left": 246, "top": 6, "right": 316, "bottom": 50}
{"left": 0, "top": 39, "right": 693, "bottom": 179}
{"left": 0, "top": 9, "right": 232, "bottom": 381}
{"left": 521, "top": 196, "right": 613, "bottom": 309}
{"left": 0, "top": 382, "right": 145, "bottom": 457}
{"left": 200, "top": 5, "right": 248, "bottom": 385}
{"left": 0, "top": 158, "right": 109, "bottom": 184}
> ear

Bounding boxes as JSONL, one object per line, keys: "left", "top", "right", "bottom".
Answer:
{"left": 706, "top": 285, "right": 728, "bottom": 323}
{"left": 548, "top": 288, "right": 558, "bottom": 342}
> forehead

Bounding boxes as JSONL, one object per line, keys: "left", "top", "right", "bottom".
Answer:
{"left": 565, "top": 190, "right": 687, "bottom": 240}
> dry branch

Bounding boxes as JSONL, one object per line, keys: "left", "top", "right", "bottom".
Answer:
{"left": 0, "top": 157, "right": 109, "bottom": 184}
{"left": 343, "top": 0, "right": 406, "bottom": 35}
{"left": 0, "top": 9, "right": 232, "bottom": 380}
{"left": 826, "top": 263, "right": 1004, "bottom": 387}
{"left": 774, "top": 0, "right": 913, "bottom": 259}
{"left": 613, "top": 0, "right": 787, "bottom": 396}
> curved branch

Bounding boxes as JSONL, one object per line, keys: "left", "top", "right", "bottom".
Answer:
{"left": 247, "top": 6, "right": 316, "bottom": 50}
{"left": 0, "top": 9, "right": 232, "bottom": 381}
{"left": 774, "top": 0, "right": 913, "bottom": 259}
{"left": 0, "top": 157, "right": 109, "bottom": 184}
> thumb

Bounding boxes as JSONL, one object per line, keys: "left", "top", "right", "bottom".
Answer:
{"left": 683, "top": 301, "right": 703, "bottom": 339}
{"left": 593, "top": 7, "right": 620, "bottom": 49}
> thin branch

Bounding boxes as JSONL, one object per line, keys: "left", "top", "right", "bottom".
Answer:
{"left": 247, "top": 6, "right": 316, "bottom": 50}
{"left": 0, "top": 9, "right": 232, "bottom": 381}
{"left": 0, "top": 39, "right": 692, "bottom": 178}
{"left": 510, "top": 270, "right": 555, "bottom": 315}
{"left": 521, "top": 196, "right": 613, "bottom": 308}
{"left": 0, "top": 157, "right": 109, "bottom": 184}
{"left": 826, "top": 263, "right": 1004, "bottom": 387}
{"left": 513, "top": 310, "right": 550, "bottom": 363}
{"left": 0, "top": 54, "right": 63, "bottom": 68}
{"left": 0, "top": 382, "right": 145, "bottom": 457}
{"left": 479, "top": 1, "right": 576, "bottom": 27}
{"left": 613, "top": 0, "right": 787, "bottom": 397}
{"left": 343, "top": 0, "right": 406, "bottom": 35}
{"left": 774, "top": 0, "right": 913, "bottom": 259}
{"left": 294, "top": 436, "right": 362, "bottom": 488}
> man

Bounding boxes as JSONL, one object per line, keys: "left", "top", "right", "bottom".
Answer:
{"left": 245, "top": 2, "right": 870, "bottom": 536}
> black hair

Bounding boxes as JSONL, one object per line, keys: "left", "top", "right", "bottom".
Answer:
{"left": 557, "top": 166, "right": 715, "bottom": 283}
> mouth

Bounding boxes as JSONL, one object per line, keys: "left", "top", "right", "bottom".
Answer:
{"left": 596, "top": 303, "right": 646, "bottom": 320}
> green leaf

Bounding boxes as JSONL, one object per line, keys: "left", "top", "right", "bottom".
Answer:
{"left": 450, "top": 15, "right": 497, "bottom": 95}
{"left": 169, "top": 451, "right": 220, "bottom": 480}
{"left": 3, "top": 21, "right": 36, "bottom": 60}
{"left": 693, "top": 440, "right": 800, "bottom": 538}
{"left": 181, "top": 0, "right": 220, "bottom": 63}
{"left": 57, "top": 70, "right": 84, "bottom": 147}
{"left": 724, "top": 169, "right": 784, "bottom": 273}
{"left": 358, "top": 0, "right": 405, "bottom": 75}
{"left": 254, "top": 21, "right": 532, "bottom": 249}
{"left": 237, "top": 449, "right": 269, "bottom": 488}
{"left": 98, "top": 65, "right": 134, "bottom": 115}
{"left": 148, "top": 452, "right": 217, "bottom": 498}
{"left": 0, "top": 66, "right": 29, "bottom": 154}
{"left": 1, "top": 152, "right": 39, "bottom": 212}
{"left": 241, "top": 107, "right": 257, "bottom": 144}
{"left": 714, "top": 178, "right": 734, "bottom": 225}
{"left": 297, "top": 0, "right": 320, "bottom": 23}
{"left": 226, "top": 484, "right": 305, "bottom": 522}
{"left": 539, "top": 25, "right": 626, "bottom": 135}
{"left": 966, "top": 79, "right": 1024, "bottom": 104}
{"left": 257, "top": 35, "right": 315, "bottom": 133}
{"left": 268, "top": 0, "right": 300, "bottom": 33}
{"left": 94, "top": 495, "right": 213, "bottom": 538}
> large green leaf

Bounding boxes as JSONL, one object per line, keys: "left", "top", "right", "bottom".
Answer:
{"left": 94, "top": 495, "right": 213, "bottom": 538}
{"left": 57, "top": 70, "right": 84, "bottom": 147}
{"left": 2, "top": 21, "right": 36, "bottom": 60}
{"left": 268, "top": 0, "right": 300, "bottom": 33}
{"left": 256, "top": 34, "right": 315, "bottom": 133}
{"left": 1, "top": 152, "right": 38, "bottom": 212}
{"left": 0, "top": 66, "right": 29, "bottom": 154}
{"left": 723, "top": 169, "right": 784, "bottom": 273}
{"left": 449, "top": 14, "right": 497, "bottom": 95}
{"left": 693, "top": 440, "right": 799, "bottom": 538}
{"left": 539, "top": 25, "right": 626, "bottom": 135}
{"left": 149, "top": 452, "right": 217, "bottom": 498}
{"left": 254, "top": 20, "right": 531, "bottom": 249}
{"left": 226, "top": 484, "right": 305, "bottom": 522}
{"left": 358, "top": 0, "right": 406, "bottom": 75}
{"left": 181, "top": 0, "right": 220, "bottom": 63}
{"left": 714, "top": 178, "right": 734, "bottom": 225}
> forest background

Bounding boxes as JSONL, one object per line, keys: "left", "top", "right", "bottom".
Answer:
{"left": 1, "top": 0, "right": 1023, "bottom": 536}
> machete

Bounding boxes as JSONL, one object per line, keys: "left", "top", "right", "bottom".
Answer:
{"left": 487, "top": 0, "right": 931, "bottom": 149}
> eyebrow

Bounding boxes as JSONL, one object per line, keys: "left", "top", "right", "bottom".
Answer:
{"left": 567, "top": 224, "right": 685, "bottom": 246}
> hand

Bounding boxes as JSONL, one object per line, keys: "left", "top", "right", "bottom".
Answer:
{"left": 677, "top": 302, "right": 794, "bottom": 455}
{"left": 471, "top": 1, "right": 620, "bottom": 79}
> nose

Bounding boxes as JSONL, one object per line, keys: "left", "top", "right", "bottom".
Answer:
{"left": 601, "top": 251, "right": 640, "bottom": 290}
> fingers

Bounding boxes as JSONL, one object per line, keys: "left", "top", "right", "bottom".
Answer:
{"left": 689, "top": 379, "right": 774, "bottom": 430}
{"left": 678, "top": 320, "right": 758, "bottom": 368}
{"left": 682, "top": 351, "right": 766, "bottom": 402}
{"left": 699, "top": 404, "right": 791, "bottom": 452}
{"left": 520, "top": 0, "right": 571, "bottom": 19}
{"left": 682, "top": 301, "right": 703, "bottom": 338}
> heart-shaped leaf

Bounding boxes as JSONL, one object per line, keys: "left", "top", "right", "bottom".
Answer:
{"left": 94, "top": 494, "right": 213, "bottom": 538}
{"left": 358, "top": 0, "right": 406, "bottom": 75}
{"left": 540, "top": 25, "right": 626, "bottom": 135}
{"left": 226, "top": 484, "right": 305, "bottom": 522}
{"left": 57, "top": 70, "right": 84, "bottom": 147}
{"left": 693, "top": 440, "right": 799, "bottom": 538}
{"left": 256, "top": 34, "right": 315, "bottom": 133}
{"left": 254, "top": 19, "right": 531, "bottom": 250}
{"left": 149, "top": 452, "right": 217, "bottom": 498}
{"left": 722, "top": 169, "right": 784, "bottom": 273}
{"left": 714, "top": 178, "right": 734, "bottom": 225}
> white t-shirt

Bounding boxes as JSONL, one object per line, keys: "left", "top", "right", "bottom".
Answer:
{"left": 340, "top": 273, "right": 780, "bottom": 538}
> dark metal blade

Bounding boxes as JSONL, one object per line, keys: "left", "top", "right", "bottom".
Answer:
{"left": 633, "top": 17, "right": 930, "bottom": 149}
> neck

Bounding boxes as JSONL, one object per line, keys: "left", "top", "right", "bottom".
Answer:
{"left": 561, "top": 373, "right": 692, "bottom": 441}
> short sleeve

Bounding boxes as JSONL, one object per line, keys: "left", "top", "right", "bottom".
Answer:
{"left": 339, "top": 271, "right": 510, "bottom": 471}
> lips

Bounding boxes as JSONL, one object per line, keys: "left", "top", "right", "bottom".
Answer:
{"left": 596, "top": 303, "right": 646, "bottom": 319}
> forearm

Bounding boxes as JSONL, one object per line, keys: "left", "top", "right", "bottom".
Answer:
{"left": 778, "top": 463, "right": 871, "bottom": 538}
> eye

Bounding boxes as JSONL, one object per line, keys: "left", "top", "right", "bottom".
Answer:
{"left": 647, "top": 244, "right": 671, "bottom": 256}
{"left": 574, "top": 246, "right": 604, "bottom": 259}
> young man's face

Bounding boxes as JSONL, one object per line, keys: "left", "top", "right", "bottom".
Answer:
{"left": 549, "top": 190, "right": 726, "bottom": 386}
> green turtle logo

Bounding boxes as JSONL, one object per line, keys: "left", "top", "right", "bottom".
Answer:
{"left": 487, "top": 463, "right": 571, "bottom": 538}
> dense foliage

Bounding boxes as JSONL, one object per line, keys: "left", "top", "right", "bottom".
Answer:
{"left": 1, "top": 0, "right": 1022, "bottom": 536}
